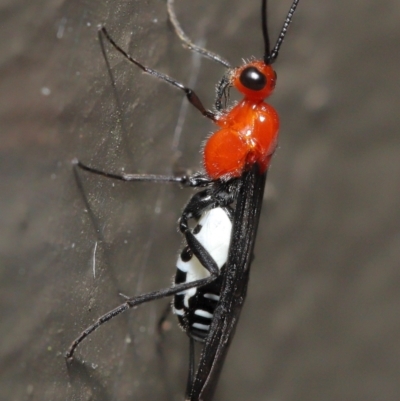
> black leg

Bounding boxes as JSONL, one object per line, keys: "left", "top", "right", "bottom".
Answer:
{"left": 99, "top": 27, "right": 216, "bottom": 121}
{"left": 98, "top": 28, "right": 125, "bottom": 129}
{"left": 66, "top": 259, "right": 220, "bottom": 360}
{"left": 167, "top": 0, "right": 231, "bottom": 69}
{"left": 72, "top": 158, "right": 213, "bottom": 188}
{"left": 179, "top": 183, "right": 238, "bottom": 228}
{"left": 185, "top": 337, "right": 196, "bottom": 400}
{"left": 184, "top": 231, "right": 220, "bottom": 278}
{"left": 179, "top": 190, "right": 218, "bottom": 222}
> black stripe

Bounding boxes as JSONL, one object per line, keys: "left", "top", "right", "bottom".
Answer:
{"left": 174, "top": 294, "right": 185, "bottom": 310}
{"left": 175, "top": 268, "right": 187, "bottom": 285}
{"left": 180, "top": 245, "right": 193, "bottom": 262}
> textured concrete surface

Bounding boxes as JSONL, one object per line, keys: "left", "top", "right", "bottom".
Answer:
{"left": 1, "top": 0, "right": 400, "bottom": 400}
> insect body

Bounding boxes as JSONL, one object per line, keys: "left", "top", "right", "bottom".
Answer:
{"left": 67, "top": 1, "right": 300, "bottom": 400}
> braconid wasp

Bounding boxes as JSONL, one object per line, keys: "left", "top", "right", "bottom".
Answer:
{"left": 66, "top": 0, "right": 301, "bottom": 399}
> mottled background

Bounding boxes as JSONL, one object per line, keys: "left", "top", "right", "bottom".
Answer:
{"left": 1, "top": 0, "right": 400, "bottom": 400}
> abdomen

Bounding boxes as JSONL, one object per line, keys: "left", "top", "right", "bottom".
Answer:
{"left": 173, "top": 207, "right": 233, "bottom": 342}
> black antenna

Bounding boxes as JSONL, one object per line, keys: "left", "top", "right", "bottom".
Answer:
{"left": 263, "top": 0, "right": 300, "bottom": 64}
{"left": 262, "top": 0, "right": 271, "bottom": 64}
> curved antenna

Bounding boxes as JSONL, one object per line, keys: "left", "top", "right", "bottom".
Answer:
{"left": 167, "top": 0, "right": 231, "bottom": 68}
{"left": 262, "top": 0, "right": 271, "bottom": 64}
{"left": 269, "top": 0, "right": 300, "bottom": 63}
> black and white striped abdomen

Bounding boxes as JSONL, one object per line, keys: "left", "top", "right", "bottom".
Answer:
{"left": 173, "top": 207, "right": 233, "bottom": 342}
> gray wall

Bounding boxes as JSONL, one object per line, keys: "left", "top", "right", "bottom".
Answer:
{"left": 1, "top": 0, "right": 400, "bottom": 400}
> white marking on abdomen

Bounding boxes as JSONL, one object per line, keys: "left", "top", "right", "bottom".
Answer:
{"left": 173, "top": 307, "right": 184, "bottom": 316}
{"left": 204, "top": 293, "right": 220, "bottom": 301}
{"left": 194, "top": 309, "right": 213, "bottom": 319}
{"left": 192, "top": 323, "right": 210, "bottom": 331}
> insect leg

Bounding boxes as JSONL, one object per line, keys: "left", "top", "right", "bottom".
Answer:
{"left": 179, "top": 184, "right": 237, "bottom": 226}
{"left": 184, "top": 229, "right": 221, "bottom": 278}
{"left": 72, "top": 158, "right": 213, "bottom": 187}
{"left": 66, "top": 269, "right": 221, "bottom": 361}
{"left": 167, "top": 0, "right": 231, "bottom": 69}
{"left": 177, "top": 190, "right": 232, "bottom": 281}
{"left": 99, "top": 27, "right": 216, "bottom": 121}
{"left": 185, "top": 337, "right": 196, "bottom": 400}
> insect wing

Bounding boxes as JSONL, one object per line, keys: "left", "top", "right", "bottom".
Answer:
{"left": 189, "top": 167, "right": 267, "bottom": 401}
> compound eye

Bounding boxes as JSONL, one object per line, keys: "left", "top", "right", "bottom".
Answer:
{"left": 239, "top": 66, "right": 266, "bottom": 91}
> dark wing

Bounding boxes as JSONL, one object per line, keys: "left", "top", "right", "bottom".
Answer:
{"left": 189, "top": 166, "right": 267, "bottom": 401}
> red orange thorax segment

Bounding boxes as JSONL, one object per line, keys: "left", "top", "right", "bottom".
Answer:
{"left": 203, "top": 60, "right": 279, "bottom": 180}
